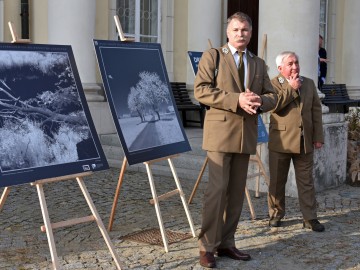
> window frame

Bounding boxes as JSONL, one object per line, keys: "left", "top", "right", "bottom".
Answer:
{"left": 319, "top": 0, "right": 328, "bottom": 48}
{"left": 115, "top": 0, "right": 161, "bottom": 43}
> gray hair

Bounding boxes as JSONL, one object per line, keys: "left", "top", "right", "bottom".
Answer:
{"left": 275, "top": 51, "right": 299, "bottom": 68}
{"left": 227, "top": 12, "right": 252, "bottom": 30}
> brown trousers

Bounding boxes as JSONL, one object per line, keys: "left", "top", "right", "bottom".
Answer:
{"left": 268, "top": 140, "right": 317, "bottom": 220}
{"left": 198, "top": 151, "right": 249, "bottom": 252}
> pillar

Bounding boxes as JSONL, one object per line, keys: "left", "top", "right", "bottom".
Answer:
{"left": 188, "top": 0, "right": 222, "bottom": 51}
{"left": 48, "top": 0, "right": 98, "bottom": 92}
{"left": 259, "top": 0, "right": 319, "bottom": 82}
{"left": 187, "top": 0, "right": 222, "bottom": 85}
{"left": 341, "top": 0, "right": 360, "bottom": 98}
{"left": 30, "top": 0, "right": 48, "bottom": 44}
{"left": 0, "top": 0, "right": 4, "bottom": 41}
{"left": 48, "top": 0, "right": 115, "bottom": 135}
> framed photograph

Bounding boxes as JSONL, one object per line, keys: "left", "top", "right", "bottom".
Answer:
{"left": 0, "top": 43, "right": 108, "bottom": 188}
{"left": 93, "top": 40, "right": 191, "bottom": 165}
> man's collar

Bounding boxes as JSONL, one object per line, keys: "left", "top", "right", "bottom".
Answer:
{"left": 278, "top": 74, "right": 304, "bottom": 84}
{"left": 227, "top": 43, "right": 247, "bottom": 55}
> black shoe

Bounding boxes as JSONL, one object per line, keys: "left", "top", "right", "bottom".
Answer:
{"left": 217, "top": 247, "right": 251, "bottom": 261}
{"left": 269, "top": 217, "right": 282, "bottom": 227}
{"left": 303, "top": 219, "right": 325, "bottom": 232}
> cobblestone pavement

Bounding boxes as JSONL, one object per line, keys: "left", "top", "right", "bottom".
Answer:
{"left": 1, "top": 168, "right": 360, "bottom": 270}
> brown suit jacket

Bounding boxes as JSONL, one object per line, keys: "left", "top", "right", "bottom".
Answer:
{"left": 194, "top": 44, "right": 277, "bottom": 154}
{"left": 268, "top": 75, "right": 324, "bottom": 154}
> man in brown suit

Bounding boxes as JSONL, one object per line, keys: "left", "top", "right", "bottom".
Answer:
{"left": 268, "top": 51, "right": 325, "bottom": 232}
{"left": 194, "top": 12, "right": 277, "bottom": 268}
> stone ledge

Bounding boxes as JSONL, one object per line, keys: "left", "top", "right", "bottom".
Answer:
{"left": 82, "top": 83, "right": 106, "bottom": 102}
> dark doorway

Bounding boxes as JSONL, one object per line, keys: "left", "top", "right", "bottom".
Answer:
{"left": 227, "top": 0, "right": 259, "bottom": 55}
{"left": 20, "top": 0, "right": 29, "bottom": 39}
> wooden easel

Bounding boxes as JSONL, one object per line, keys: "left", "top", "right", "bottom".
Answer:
{"left": 0, "top": 22, "right": 122, "bottom": 270}
{"left": 108, "top": 156, "right": 196, "bottom": 253}
{"left": 107, "top": 16, "right": 196, "bottom": 253}
{"left": 8, "top": 21, "right": 31, "bottom": 43}
{"left": 252, "top": 34, "right": 270, "bottom": 198}
{"left": 0, "top": 187, "right": 10, "bottom": 212}
{"left": 113, "top": 15, "right": 135, "bottom": 42}
{"left": 32, "top": 173, "right": 122, "bottom": 269}
{"left": 248, "top": 144, "right": 270, "bottom": 198}
{"left": 187, "top": 154, "right": 257, "bottom": 219}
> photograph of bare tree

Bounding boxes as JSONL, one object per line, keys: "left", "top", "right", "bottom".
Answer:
{"left": 0, "top": 43, "right": 108, "bottom": 187}
{"left": 94, "top": 40, "right": 191, "bottom": 165}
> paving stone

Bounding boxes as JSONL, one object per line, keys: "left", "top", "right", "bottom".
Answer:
{"left": 1, "top": 166, "right": 360, "bottom": 269}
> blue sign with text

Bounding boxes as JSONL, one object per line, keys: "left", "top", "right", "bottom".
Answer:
{"left": 187, "top": 51, "right": 203, "bottom": 75}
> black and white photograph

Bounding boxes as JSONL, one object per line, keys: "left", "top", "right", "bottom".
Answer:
{"left": 0, "top": 43, "right": 108, "bottom": 187}
{"left": 93, "top": 40, "right": 191, "bottom": 165}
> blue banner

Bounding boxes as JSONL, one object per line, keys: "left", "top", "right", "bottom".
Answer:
{"left": 187, "top": 51, "right": 203, "bottom": 75}
{"left": 257, "top": 115, "right": 269, "bottom": 143}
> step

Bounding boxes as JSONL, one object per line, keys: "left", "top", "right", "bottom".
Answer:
{"left": 106, "top": 158, "right": 208, "bottom": 181}
{"left": 102, "top": 145, "right": 208, "bottom": 179}
{"left": 99, "top": 133, "right": 121, "bottom": 147}
{"left": 99, "top": 128, "right": 267, "bottom": 188}
{"left": 100, "top": 132, "right": 205, "bottom": 156}
{"left": 101, "top": 144, "right": 206, "bottom": 162}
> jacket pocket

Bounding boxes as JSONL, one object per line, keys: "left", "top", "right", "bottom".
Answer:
{"left": 206, "top": 113, "right": 226, "bottom": 121}
{"left": 270, "top": 124, "right": 286, "bottom": 131}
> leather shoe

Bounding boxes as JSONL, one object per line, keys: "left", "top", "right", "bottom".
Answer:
{"left": 269, "top": 217, "right": 282, "bottom": 227}
{"left": 303, "top": 219, "right": 325, "bottom": 232}
{"left": 199, "top": 251, "right": 216, "bottom": 268}
{"left": 217, "top": 247, "right": 251, "bottom": 261}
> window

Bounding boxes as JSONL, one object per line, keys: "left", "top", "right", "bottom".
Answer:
{"left": 116, "top": 0, "right": 160, "bottom": 43}
{"left": 319, "top": 0, "right": 328, "bottom": 47}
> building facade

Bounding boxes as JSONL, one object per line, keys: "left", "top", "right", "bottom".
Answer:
{"left": 2, "top": 1, "right": 360, "bottom": 100}
{"left": 0, "top": 0, "right": 357, "bottom": 195}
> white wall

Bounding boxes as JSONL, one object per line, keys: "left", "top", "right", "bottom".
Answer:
{"left": 259, "top": 0, "right": 320, "bottom": 81}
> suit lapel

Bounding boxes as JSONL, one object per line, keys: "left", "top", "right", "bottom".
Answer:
{"left": 299, "top": 79, "right": 304, "bottom": 112}
{"left": 247, "top": 51, "right": 255, "bottom": 90}
{"left": 294, "top": 86, "right": 301, "bottom": 108}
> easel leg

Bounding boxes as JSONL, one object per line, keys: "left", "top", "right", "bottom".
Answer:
{"left": 188, "top": 157, "right": 208, "bottom": 204}
{"left": 189, "top": 155, "right": 256, "bottom": 219}
{"left": 144, "top": 163, "right": 169, "bottom": 252}
{"left": 255, "top": 174, "right": 260, "bottom": 198}
{"left": 108, "top": 157, "right": 127, "bottom": 231}
{"left": 256, "top": 150, "right": 270, "bottom": 186}
{"left": 167, "top": 159, "right": 196, "bottom": 237}
{"left": 245, "top": 186, "right": 256, "bottom": 220}
{"left": 36, "top": 183, "right": 61, "bottom": 270}
{"left": 0, "top": 187, "right": 10, "bottom": 212}
{"left": 255, "top": 150, "right": 270, "bottom": 198}
{"left": 254, "top": 149, "right": 261, "bottom": 198}
{"left": 76, "top": 177, "right": 122, "bottom": 269}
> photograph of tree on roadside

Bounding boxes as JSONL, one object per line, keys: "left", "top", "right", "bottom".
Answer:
{"left": 94, "top": 40, "right": 191, "bottom": 165}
